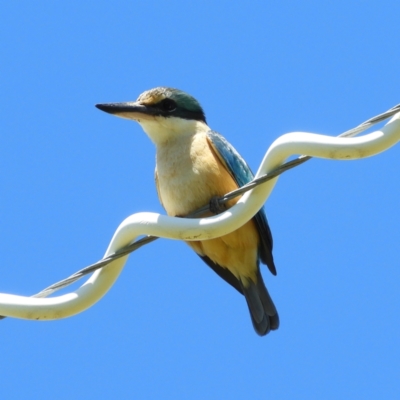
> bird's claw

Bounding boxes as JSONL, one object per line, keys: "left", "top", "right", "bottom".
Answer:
{"left": 209, "top": 196, "right": 226, "bottom": 214}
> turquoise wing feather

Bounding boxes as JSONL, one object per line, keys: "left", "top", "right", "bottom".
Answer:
{"left": 207, "top": 130, "right": 276, "bottom": 276}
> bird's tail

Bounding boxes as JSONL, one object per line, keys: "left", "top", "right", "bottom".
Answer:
{"left": 240, "top": 269, "right": 279, "bottom": 336}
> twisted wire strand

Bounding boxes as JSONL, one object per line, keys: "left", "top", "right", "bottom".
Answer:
{"left": 1, "top": 104, "right": 399, "bottom": 320}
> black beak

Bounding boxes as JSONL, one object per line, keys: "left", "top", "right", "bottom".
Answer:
{"left": 95, "top": 101, "right": 158, "bottom": 120}
{"left": 95, "top": 102, "right": 148, "bottom": 114}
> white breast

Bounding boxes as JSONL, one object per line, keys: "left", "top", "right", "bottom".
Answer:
{"left": 156, "top": 132, "right": 221, "bottom": 216}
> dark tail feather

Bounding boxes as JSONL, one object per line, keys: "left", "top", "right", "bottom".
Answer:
{"left": 240, "top": 269, "right": 279, "bottom": 336}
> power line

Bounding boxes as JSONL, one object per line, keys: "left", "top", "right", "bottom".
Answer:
{"left": 4, "top": 103, "right": 400, "bottom": 306}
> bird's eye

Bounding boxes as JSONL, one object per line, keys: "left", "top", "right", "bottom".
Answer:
{"left": 159, "top": 99, "right": 177, "bottom": 112}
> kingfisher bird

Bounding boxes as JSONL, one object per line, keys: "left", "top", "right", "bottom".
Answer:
{"left": 96, "top": 87, "right": 279, "bottom": 336}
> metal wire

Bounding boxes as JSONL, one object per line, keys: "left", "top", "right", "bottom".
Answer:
{"left": 6, "top": 103, "right": 400, "bottom": 304}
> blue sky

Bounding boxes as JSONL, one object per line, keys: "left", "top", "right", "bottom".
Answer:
{"left": 1, "top": 1, "right": 399, "bottom": 399}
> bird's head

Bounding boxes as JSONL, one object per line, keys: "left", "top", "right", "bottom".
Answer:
{"left": 96, "top": 87, "right": 208, "bottom": 145}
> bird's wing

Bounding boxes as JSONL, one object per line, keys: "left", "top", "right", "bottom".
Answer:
{"left": 206, "top": 130, "right": 276, "bottom": 275}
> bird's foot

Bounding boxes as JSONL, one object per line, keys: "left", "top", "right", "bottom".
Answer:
{"left": 209, "top": 196, "right": 226, "bottom": 214}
